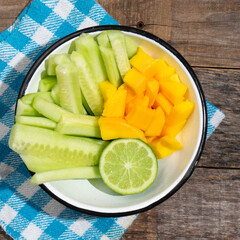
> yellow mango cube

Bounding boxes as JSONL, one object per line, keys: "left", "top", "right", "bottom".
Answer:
{"left": 123, "top": 68, "right": 147, "bottom": 95}
{"left": 98, "top": 117, "right": 146, "bottom": 142}
{"left": 130, "top": 47, "right": 155, "bottom": 72}
{"left": 161, "top": 120, "right": 187, "bottom": 137}
{"left": 143, "top": 59, "right": 168, "bottom": 78}
{"left": 166, "top": 100, "right": 195, "bottom": 126}
{"left": 149, "top": 136, "right": 182, "bottom": 159}
{"left": 155, "top": 66, "right": 176, "bottom": 82}
{"left": 125, "top": 95, "right": 149, "bottom": 115}
{"left": 169, "top": 73, "right": 180, "bottom": 82}
{"left": 145, "top": 106, "right": 165, "bottom": 137}
{"left": 100, "top": 80, "right": 117, "bottom": 102}
{"left": 102, "top": 84, "right": 127, "bottom": 118}
{"left": 145, "top": 78, "right": 160, "bottom": 107}
{"left": 125, "top": 105, "right": 155, "bottom": 131}
{"left": 153, "top": 92, "right": 173, "bottom": 115}
{"left": 160, "top": 80, "right": 188, "bottom": 105}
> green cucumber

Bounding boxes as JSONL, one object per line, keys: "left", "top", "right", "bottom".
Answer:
{"left": 21, "top": 92, "right": 54, "bottom": 105}
{"left": 99, "top": 45, "right": 122, "bottom": 87}
{"left": 70, "top": 51, "right": 104, "bottom": 116}
{"left": 15, "top": 116, "right": 56, "bottom": 129}
{"left": 96, "top": 31, "right": 111, "bottom": 48}
{"left": 75, "top": 33, "right": 107, "bottom": 83}
{"left": 56, "top": 63, "right": 84, "bottom": 114}
{"left": 51, "top": 84, "right": 60, "bottom": 105}
{"left": 9, "top": 124, "right": 109, "bottom": 168}
{"left": 16, "top": 99, "right": 40, "bottom": 116}
{"left": 32, "top": 96, "right": 68, "bottom": 122}
{"left": 30, "top": 167, "right": 101, "bottom": 185}
{"left": 81, "top": 91, "right": 94, "bottom": 115}
{"left": 68, "top": 41, "right": 76, "bottom": 54}
{"left": 38, "top": 76, "right": 57, "bottom": 92}
{"left": 41, "top": 70, "right": 48, "bottom": 79}
{"left": 45, "top": 54, "right": 71, "bottom": 76}
{"left": 107, "top": 30, "right": 131, "bottom": 77}
{"left": 56, "top": 112, "right": 101, "bottom": 138}
{"left": 125, "top": 36, "right": 138, "bottom": 59}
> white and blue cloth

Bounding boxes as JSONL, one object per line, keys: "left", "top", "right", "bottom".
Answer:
{"left": 0, "top": 0, "right": 225, "bottom": 239}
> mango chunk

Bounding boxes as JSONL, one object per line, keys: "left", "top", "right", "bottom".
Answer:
{"left": 145, "top": 106, "right": 165, "bottom": 137}
{"left": 143, "top": 59, "right": 168, "bottom": 78}
{"left": 125, "top": 105, "right": 155, "bottom": 131}
{"left": 98, "top": 117, "right": 146, "bottom": 142}
{"left": 130, "top": 47, "right": 155, "bottom": 72}
{"left": 124, "top": 84, "right": 136, "bottom": 104}
{"left": 161, "top": 120, "right": 187, "bottom": 137}
{"left": 123, "top": 68, "right": 147, "bottom": 95}
{"left": 149, "top": 136, "right": 182, "bottom": 159}
{"left": 145, "top": 78, "right": 160, "bottom": 107}
{"left": 166, "top": 100, "right": 195, "bottom": 126}
{"left": 168, "top": 73, "right": 180, "bottom": 82}
{"left": 155, "top": 66, "right": 176, "bottom": 82}
{"left": 102, "top": 84, "right": 127, "bottom": 118}
{"left": 146, "top": 136, "right": 157, "bottom": 144}
{"left": 100, "top": 80, "right": 117, "bottom": 102}
{"left": 153, "top": 92, "right": 173, "bottom": 115}
{"left": 160, "top": 80, "right": 188, "bottom": 105}
{"left": 125, "top": 95, "right": 149, "bottom": 115}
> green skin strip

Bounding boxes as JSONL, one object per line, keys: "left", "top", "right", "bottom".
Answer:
{"left": 15, "top": 116, "right": 56, "bottom": 129}
{"left": 30, "top": 167, "right": 101, "bottom": 185}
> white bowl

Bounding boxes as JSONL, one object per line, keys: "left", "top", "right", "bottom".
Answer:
{"left": 18, "top": 25, "right": 207, "bottom": 217}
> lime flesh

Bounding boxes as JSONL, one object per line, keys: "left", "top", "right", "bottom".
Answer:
{"left": 99, "top": 139, "right": 158, "bottom": 195}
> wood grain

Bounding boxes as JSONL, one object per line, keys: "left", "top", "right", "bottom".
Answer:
{"left": 0, "top": 0, "right": 239, "bottom": 240}
{"left": 0, "top": 0, "right": 31, "bottom": 32}
{"left": 194, "top": 67, "right": 240, "bottom": 168}
{"left": 97, "top": 0, "right": 240, "bottom": 68}
{"left": 123, "top": 168, "right": 240, "bottom": 239}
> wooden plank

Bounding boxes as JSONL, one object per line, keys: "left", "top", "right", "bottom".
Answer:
{"left": 97, "top": 0, "right": 240, "bottom": 68}
{"left": 194, "top": 67, "right": 240, "bottom": 168}
{"left": 123, "top": 167, "right": 240, "bottom": 239}
{"left": 0, "top": 0, "right": 31, "bottom": 32}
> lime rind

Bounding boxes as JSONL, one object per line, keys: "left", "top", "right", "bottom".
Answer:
{"left": 99, "top": 138, "right": 158, "bottom": 195}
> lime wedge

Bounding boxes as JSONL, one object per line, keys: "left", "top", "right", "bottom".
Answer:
{"left": 99, "top": 139, "right": 158, "bottom": 195}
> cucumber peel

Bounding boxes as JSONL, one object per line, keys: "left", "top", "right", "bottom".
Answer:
{"left": 30, "top": 167, "right": 101, "bottom": 185}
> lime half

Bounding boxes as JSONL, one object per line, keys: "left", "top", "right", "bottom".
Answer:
{"left": 99, "top": 139, "right": 158, "bottom": 195}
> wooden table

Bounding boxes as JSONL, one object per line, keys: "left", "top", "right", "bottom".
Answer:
{"left": 0, "top": 0, "right": 239, "bottom": 239}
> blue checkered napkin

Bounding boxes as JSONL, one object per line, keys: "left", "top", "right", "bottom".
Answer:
{"left": 0, "top": 0, "right": 225, "bottom": 239}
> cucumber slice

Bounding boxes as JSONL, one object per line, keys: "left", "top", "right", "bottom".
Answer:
{"left": 70, "top": 51, "right": 104, "bottom": 116}
{"left": 56, "top": 63, "right": 84, "bottom": 114}
{"left": 81, "top": 91, "right": 94, "bottom": 115}
{"left": 41, "top": 70, "right": 48, "bottom": 79}
{"left": 75, "top": 33, "right": 107, "bottom": 84}
{"left": 32, "top": 96, "right": 68, "bottom": 122}
{"left": 45, "top": 54, "right": 71, "bottom": 76}
{"left": 99, "top": 46, "right": 122, "bottom": 87}
{"left": 15, "top": 116, "right": 56, "bottom": 129}
{"left": 9, "top": 124, "right": 109, "bottom": 167}
{"left": 30, "top": 167, "right": 101, "bottom": 185}
{"left": 16, "top": 99, "right": 40, "bottom": 116}
{"left": 68, "top": 41, "right": 76, "bottom": 54}
{"left": 125, "top": 36, "right": 138, "bottom": 59}
{"left": 21, "top": 92, "right": 54, "bottom": 105}
{"left": 107, "top": 30, "right": 131, "bottom": 77}
{"left": 51, "top": 84, "right": 60, "bottom": 105}
{"left": 38, "top": 76, "right": 57, "bottom": 92}
{"left": 56, "top": 112, "right": 101, "bottom": 138}
{"left": 96, "top": 31, "right": 111, "bottom": 48}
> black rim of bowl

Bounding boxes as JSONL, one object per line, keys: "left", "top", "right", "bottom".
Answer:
{"left": 17, "top": 25, "right": 207, "bottom": 217}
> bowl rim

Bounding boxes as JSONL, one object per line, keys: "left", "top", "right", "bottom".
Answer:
{"left": 17, "top": 25, "right": 207, "bottom": 217}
